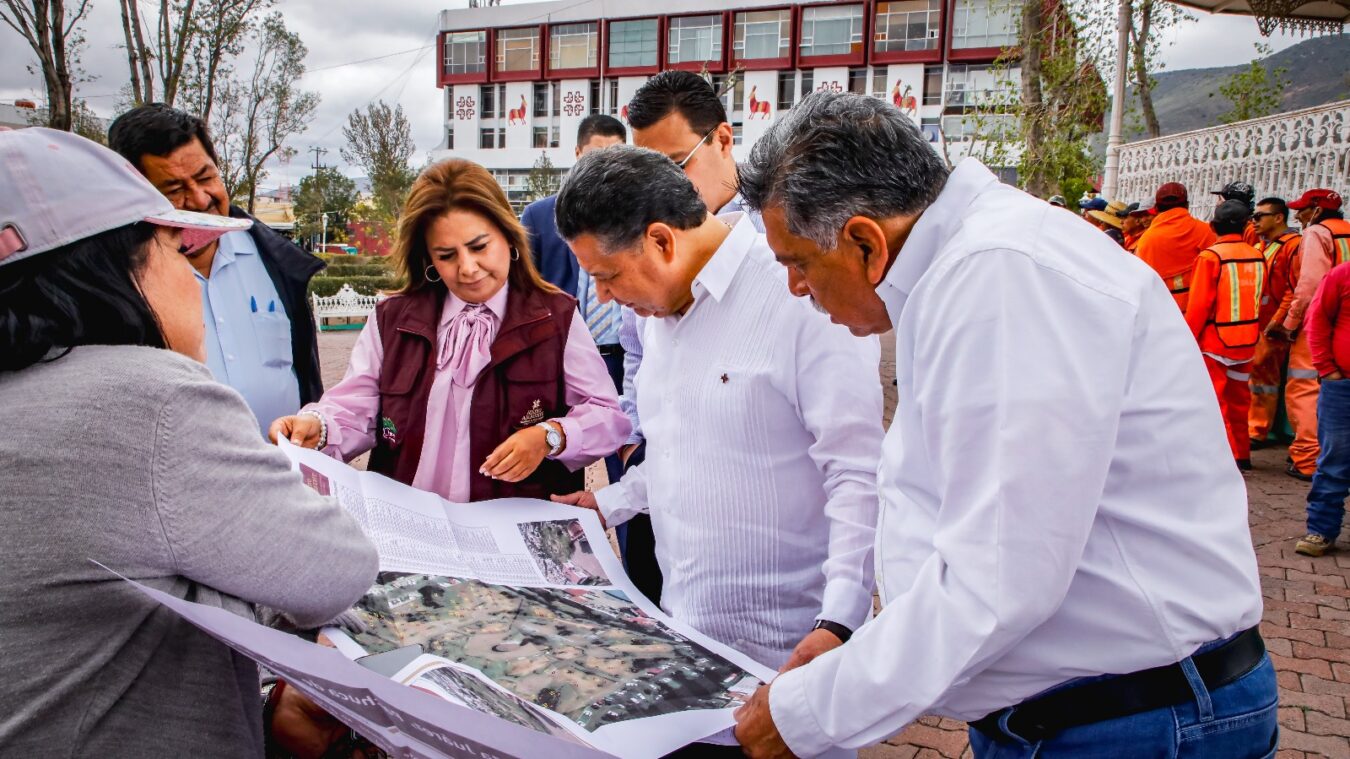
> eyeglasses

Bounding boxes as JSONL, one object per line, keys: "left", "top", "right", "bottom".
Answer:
{"left": 676, "top": 126, "right": 718, "bottom": 170}
{"left": 1251, "top": 212, "right": 1279, "bottom": 221}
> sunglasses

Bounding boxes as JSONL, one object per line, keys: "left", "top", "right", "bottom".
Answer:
{"left": 1251, "top": 212, "right": 1280, "bottom": 221}
{"left": 676, "top": 126, "right": 718, "bottom": 170}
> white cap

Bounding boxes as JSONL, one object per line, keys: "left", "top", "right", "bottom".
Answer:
{"left": 0, "top": 127, "right": 251, "bottom": 268}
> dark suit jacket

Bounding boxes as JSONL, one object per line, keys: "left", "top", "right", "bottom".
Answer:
{"left": 520, "top": 195, "right": 578, "bottom": 296}
{"left": 229, "top": 206, "right": 326, "bottom": 404}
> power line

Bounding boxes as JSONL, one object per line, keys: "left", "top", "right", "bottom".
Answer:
{"left": 304, "top": 44, "right": 435, "bottom": 75}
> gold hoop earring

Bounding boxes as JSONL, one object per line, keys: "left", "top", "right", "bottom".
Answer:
{"left": 510, "top": 247, "right": 520, "bottom": 262}
{"left": 424, "top": 264, "right": 442, "bottom": 283}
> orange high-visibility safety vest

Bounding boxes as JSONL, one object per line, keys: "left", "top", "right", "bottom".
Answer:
{"left": 1210, "top": 240, "right": 1266, "bottom": 349}
{"left": 1318, "top": 218, "right": 1350, "bottom": 266}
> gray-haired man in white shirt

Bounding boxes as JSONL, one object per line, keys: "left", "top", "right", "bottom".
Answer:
{"left": 550, "top": 145, "right": 882, "bottom": 756}
{"left": 732, "top": 92, "right": 1274, "bottom": 759}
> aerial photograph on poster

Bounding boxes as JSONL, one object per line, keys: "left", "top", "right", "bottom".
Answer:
{"left": 517, "top": 518, "right": 611, "bottom": 586}
{"left": 352, "top": 572, "right": 760, "bottom": 731}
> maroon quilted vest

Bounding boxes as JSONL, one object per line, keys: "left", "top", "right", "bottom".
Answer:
{"left": 367, "top": 285, "right": 584, "bottom": 501}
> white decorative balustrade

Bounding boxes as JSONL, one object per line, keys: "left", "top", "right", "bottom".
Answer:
{"left": 312, "top": 283, "right": 383, "bottom": 329}
{"left": 1116, "top": 100, "right": 1350, "bottom": 220}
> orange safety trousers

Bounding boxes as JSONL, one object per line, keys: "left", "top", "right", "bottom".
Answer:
{"left": 1205, "top": 355, "right": 1253, "bottom": 461}
{"left": 1286, "top": 331, "right": 1322, "bottom": 474}
{"left": 1247, "top": 333, "right": 1290, "bottom": 442}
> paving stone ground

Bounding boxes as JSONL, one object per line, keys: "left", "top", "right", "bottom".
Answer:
{"left": 317, "top": 328, "right": 1350, "bottom": 758}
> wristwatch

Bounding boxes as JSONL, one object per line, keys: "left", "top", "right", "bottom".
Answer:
{"left": 535, "top": 421, "right": 564, "bottom": 457}
{"left": 812, "top": 619, "right": 853, "bottom": 643}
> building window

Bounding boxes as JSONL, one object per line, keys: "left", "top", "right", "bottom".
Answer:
{"left": 951, "top": 0, "right": 1017, "bottom": 49}
{"left": 710, "top": 73, "right": 744, "bottom": 114}
{"left": 609, "top": 18, "right": 658, "bottom": 68}
{"left": 923, "top": 65, "right": 943, "bottom": 104}
{"left": 480, "top": 84, "right": 498, "bottom": 118}
{"left": 533, "top": 126, "right": 549, "bottom": 148}
{"left": 800, "top": 4, "right": 864, "bottom": 58}
{"left": 550, "top": 22, "right": 598, "bottom": 69}
{"left": 920, "top": 116, "right": 941, "bottom": 143}
{"left": 732, "top": 123, "right": 743, "bottom": 145}
{"left": 733, "top": 9, "right": 791, "bottom": 60}
{"left": 944, "top": 63, "right": 1014, "bottom": 107}
{"left": 874, "top": 0, "right": 941, "bottom": 53}
{"left": 496, "top": 27, "right": 540, "bottom": 72}
{"left": 872, "top": 68, "right": 888, "bottom": 98}
{"left": 552, "top": 82, "right": 561, "bottom": 115}
{"left": 533, "top": 83, "right": 549, "bottom": 116}
{"left": 480, "top": 127, "right": 496, "bottom": 149}
{"left": 800, "top": 70, "right": 813, "bottom": 98}
{"left": 848, "top": 67, "right": 868, "bottom": 95}
{"left": 668, "top": 14, "right": 723, "bottom": 65}
{"left": 589, "top": 79, "right": 601, "bottom": 114}
{"left": 551, "top": 125, "right": 560, "bottom": 148}
{"left": 444, "top": 31, "right": 487, "bottom": 75}
{"left": 778, "top": 71, "right": 796, "bottom": 110}
{"left": 446, "top": 123, "right": 454, "bottom": 150}
{"left": 607, "top": 79, "right": 620, "bottom": 115}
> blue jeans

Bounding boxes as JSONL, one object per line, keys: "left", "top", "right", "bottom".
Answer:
{"left": 1307, "top": 378, "right": 1350, "bottom": 541}
{"left": 968, "top": 652, "right": 1278, "bottom": 758}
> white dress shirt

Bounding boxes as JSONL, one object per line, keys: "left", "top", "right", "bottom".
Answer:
{"left": 595, "top": 212, "right": 883, "bottom": 670}
{"left": 768, "top": 160, "right": 1264, "bottom": 756}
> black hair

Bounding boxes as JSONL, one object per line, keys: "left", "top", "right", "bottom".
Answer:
{"left": 108, "top": 103, "right": 219, "bottom": 172}
{"left": 1321, "top": 209, "right": 1346, "bottom": 220}
{"left": 0, "top": 222, "right": 166, "bottom": 372}
{"left": 626, "top": 71, "right": 727, "bottom": 135}
{"left": 1211, "top": 200, "right": 1251, "bottom": 236}
{"left": 576, "top": 114, "right": 626, "bottom": 147}
{"left": 555, "top": 145, "right": 707, "bottom": 252}
{"left": 1256, "top": 197, "right": 1288, "bottom": 223}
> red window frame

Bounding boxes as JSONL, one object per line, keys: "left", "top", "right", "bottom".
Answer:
{"left": 492, "top": 24, "right": 545, "bottom": 82}
{"left": 730, "top": 6, "right": 796, "bottom": 71}
{"left": 665, "top": 11, "right": 728, "bottom": 73}
{"left": 796, "top": 1, "right": 869, "bottom": 68}
{"left": 603, "top": 16, "right": 664, "bottom": 77}
{"left": 438, "top": 29, "right": 491, "bottom": 86}
{"left": 944, "top": 0, "right": 1009, "bottom": 63}
{"left": 871, "top": 0, "right": 944, "bottom": 64}
{"left": 545, "top": 20, "right": 602, "bottom": 80}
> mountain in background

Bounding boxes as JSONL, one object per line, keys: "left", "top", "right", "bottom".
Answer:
{"left": 1125, "top": 33, "right": 1350, "bottom": 139}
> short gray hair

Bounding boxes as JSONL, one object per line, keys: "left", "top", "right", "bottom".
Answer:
{"left": 556, "top": 144, "right": 707, "bottom": 254}
{"left": 738, "top": 91, "right": 949, "bottom": 251}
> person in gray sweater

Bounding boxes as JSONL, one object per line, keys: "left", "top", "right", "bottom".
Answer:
{"left": 0, "top": 128, "right": 379, "bottom": 757}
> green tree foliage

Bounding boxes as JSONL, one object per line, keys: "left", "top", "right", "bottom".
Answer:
{"left": 1217, "top": 43, "right": 1289, "bottom": 124}
{"left": 341, "top": 100, "right": 417, "bottom": 224}
{"left": 295, "top": 167, "right": 359, "bottom": 246}
{"left": 525, "top": 152, "right": 561, "bottom": 203}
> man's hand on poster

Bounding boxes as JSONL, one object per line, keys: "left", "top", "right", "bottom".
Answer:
{"left": 734, "top": 683, "right": 797, "bottom": 759}
{"left": 550, "top": 490, "right": 606, "bottom": 528}
{"left": 780, "top": 627, "right": 844, "bottom": 674}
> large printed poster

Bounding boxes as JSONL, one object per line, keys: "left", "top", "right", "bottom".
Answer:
{"left": 128, "top": 441, "right": 777, "bottom": 759}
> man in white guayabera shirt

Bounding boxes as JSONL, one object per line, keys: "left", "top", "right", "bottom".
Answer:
{"left": 551, "top": 144, "right": 882, "bottom": 758}
{"left": 732, "top": 92, "right": 1274, "bottom": 759}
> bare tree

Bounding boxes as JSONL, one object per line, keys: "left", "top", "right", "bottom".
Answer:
{"left": 1, "top": 0, "right": 92, "bottom": 130}
{"left": 211, "top": 13, "right": 318, "bottom": 213}
{"left": 341, "top": 101, "right": 417, "bottom": 223}
{"left": 1126, "top": 0, "right": 1189, "bottom": 139}
{"left": 118, "top": 0, "right": 197, "bottom": 108}
{"left": 181, "top": 0, "right": 272, "bottom": 122}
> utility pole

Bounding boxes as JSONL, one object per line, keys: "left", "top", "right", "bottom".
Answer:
{"left": 308, "top": 146, "right": 328, "bottom": 172}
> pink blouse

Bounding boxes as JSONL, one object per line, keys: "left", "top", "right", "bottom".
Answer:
{"left": 304, "top": 284, "right": 631, "bottom": 502}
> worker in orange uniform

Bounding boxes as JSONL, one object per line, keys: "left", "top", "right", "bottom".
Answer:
{"left": 1213, "top": 181, "right": 1263, "bottom": 248}
{"left": 1186, "top": 200, "right": 1268, "bottom": 469}
{"left": 1122, "top": 201, "right": 1154, "bottom": 253}
{"left": 1248, "top": 197, "right": 1303, "bottom": 447}
{"left": 1135, "top": 182, "right": 1218, "bottom": 311}
{"left": 1269, "top": 189, "right": 1350, "bottom": 480}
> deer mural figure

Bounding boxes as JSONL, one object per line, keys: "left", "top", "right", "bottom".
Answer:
{"left": 747, "top": 86, "right": 771, "bottom": 119}
{"left": 892, "top": 82, "right": 918, "bottom": 117}
{"left": 507, "top": 95, "right": 527, "bottom": 125}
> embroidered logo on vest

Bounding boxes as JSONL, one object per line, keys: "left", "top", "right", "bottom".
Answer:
{"left": 519, "top": 399, "right": 545, "bottom": 427}
{"left": 380, "top": 416, "right": 398, "bottom": 443}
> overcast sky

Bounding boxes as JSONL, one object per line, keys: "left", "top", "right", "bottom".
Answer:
{"left": 0, "top": 1, "right": 1317, "bottom": 189}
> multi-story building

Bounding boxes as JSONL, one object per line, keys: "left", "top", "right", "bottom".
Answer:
{"left": 431, "top": 0, "right": 1021, "bottom": 209}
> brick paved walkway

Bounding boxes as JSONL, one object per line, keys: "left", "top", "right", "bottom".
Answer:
{"left": 318, "top": 329, "right": 1350, "bottom": 757}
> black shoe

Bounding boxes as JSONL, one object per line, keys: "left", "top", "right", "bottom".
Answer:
{"left": 1250, "top": 438, "right": 1273, "bottom": 450}
{"left": 1286, "top": 463, "right": 1313, "bottom": 482}
{"left": 1237, "top": 459, "right": 1253, "bottom": 471}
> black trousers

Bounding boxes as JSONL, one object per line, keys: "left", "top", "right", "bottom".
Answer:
{"left": 619, "top": 441, "right": 663, "bottom": 605}
{"left": 661, "top": 743, "right": 744, "bottom": 758}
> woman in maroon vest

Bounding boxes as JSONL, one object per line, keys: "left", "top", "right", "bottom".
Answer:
{"left": 270, "top": 159, "right": 630, "bottom": 502}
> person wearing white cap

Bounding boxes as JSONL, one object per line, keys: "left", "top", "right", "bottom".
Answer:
{"left": 0, "top": 128, "right": 378, "bottom": 756}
